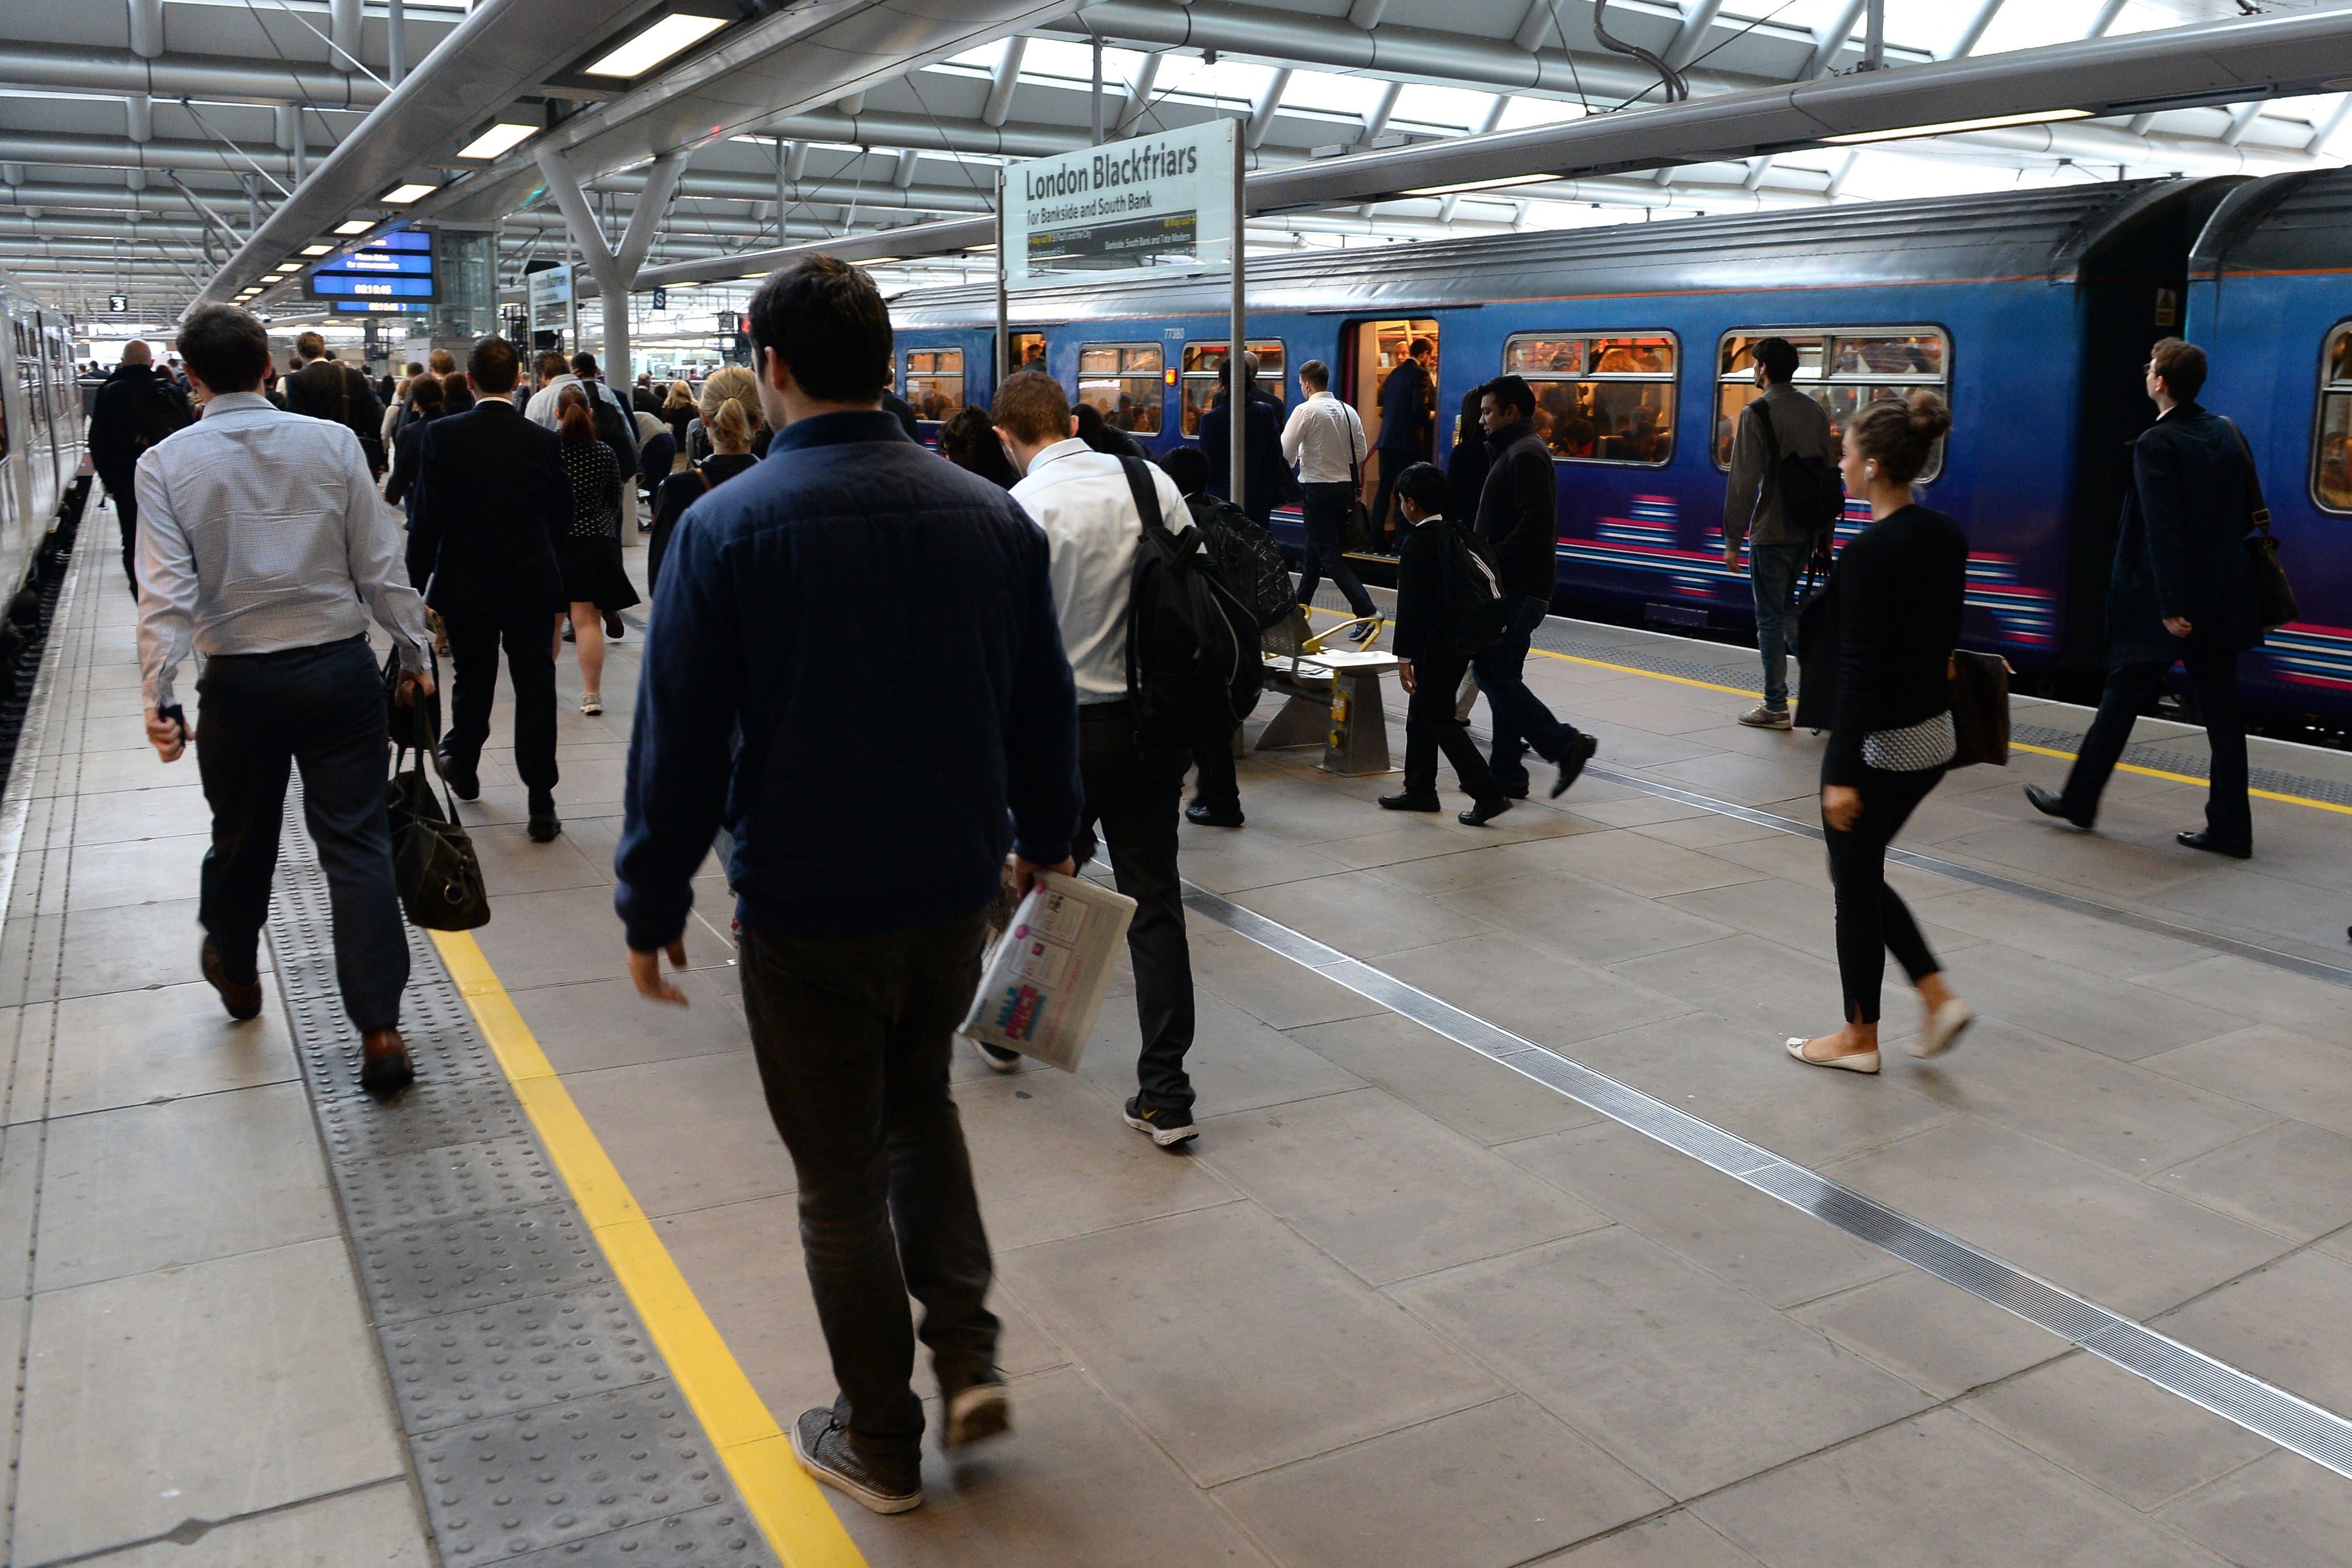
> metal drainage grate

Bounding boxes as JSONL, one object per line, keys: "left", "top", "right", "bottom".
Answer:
{"left": 265, "top": 808, "right": 782, "bottom": 1567}
{"left": 1182, "top": 880, "right": 2352, "bottom": 1482}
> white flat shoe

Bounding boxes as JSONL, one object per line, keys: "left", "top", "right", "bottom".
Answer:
{"left": 1787, "top": 1036, "right": 1879, "bottom": 1074}
{"left": 580, "top": 693, "right": 602, "bottom": 716}
{"left": 1911, "top": 999, "right": 1975, "bottom": 1060}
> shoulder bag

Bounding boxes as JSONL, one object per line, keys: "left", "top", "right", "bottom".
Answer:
{"left": 1341, "top": 405, "right": 1375, "bottom": 551}
{"left": 381, "top": 650, "right": 491, "bottom": 931}
{"left": 2218, "top": 416, "right": 2299, "bottom": 632}
{"left": 1946, "top": 650, "right": 2012, "bottom": 769}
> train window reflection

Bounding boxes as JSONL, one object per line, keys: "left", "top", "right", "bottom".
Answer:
{"left": 1180, "top": 340, "right": 1284, "bottom": 437}
{"left": 1503, "top": 332, "right": 1677, "bottom": 465}
{"left": 2314, "top": 322, "right": 2352, "bottom": 514}
{"left": 1078, "top": 343, "right": 1163, "bottom": 436}
{"left": 903, "top": 347, "right": 963, "bottom": 422}
{"left": 1715, "top": 327, "right": 1950, "bottom": 482}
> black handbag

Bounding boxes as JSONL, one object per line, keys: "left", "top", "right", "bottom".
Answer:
{"left": 381, "top": 651, "right": 490, "bottom": 931}
{"left": 2219, "top": 417, "right": 2299, "bottom": 632}
{"left": 1947, "top": 650, "right": 2012, "bottom": 769}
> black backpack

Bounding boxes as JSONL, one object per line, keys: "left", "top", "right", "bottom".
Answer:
{"left": 589, "top": 385, "right": 636, "bottom": 459}
{"left": 1185, "top": 492, "right": 1295, "bottom": 631}
{"left": 1118, "top": 457, "right": 1263, "bottom": 749}
{"left": 123, "top": 377, "right": 194, "bottom": 462}
{"left": 1745, "top": 398, "right": 1844, "bottom": 545}
{"left": 1439, "top": 522, "right": 1510, "bottom": 656}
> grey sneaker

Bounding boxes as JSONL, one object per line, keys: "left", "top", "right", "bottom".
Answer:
{"left": 1738, "top": 704, "right": 1793, "bottom": 730}
{"left": 791, "top": 1406, "right": 921, "bottom": 1514}
{"left": 943, "top": 1381, "right": 1012, "bottom": 1448}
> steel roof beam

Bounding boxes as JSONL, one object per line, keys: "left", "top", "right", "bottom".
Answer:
{"left": 0, "top": 43, "right": 390, "bottom": 110}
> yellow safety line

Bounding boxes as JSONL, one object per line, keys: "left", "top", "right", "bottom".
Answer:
{"left": 1302, "top": 605, "right": 2352, "bottom": 817}
{"left": 429, "top": 930, "right": 868, "bottom": 1568}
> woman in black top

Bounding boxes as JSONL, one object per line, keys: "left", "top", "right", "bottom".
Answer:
{"left": 648, "top": 389, "right": 761, "bottom": 596}
{"left": 938, "top": 404, "right": 1019, "bottom": 488}
{"left": 1789, "top": 392, "right": 1976, "bottom": 1074}
{"left": 553, "top": 387, "right": 642, "bottom": 716}
{"left": 381, "top": 372, "right": 444, "bottom": 520}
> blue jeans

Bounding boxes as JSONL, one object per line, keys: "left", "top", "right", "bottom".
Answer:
{"left": 1748, "top": 540, "right": 1811, "bottom": 711}
{"left": 1472, "top": 593, "right": 1583, "bottom": 791}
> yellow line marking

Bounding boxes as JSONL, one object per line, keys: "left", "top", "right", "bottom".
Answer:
{"left": 1302, "top": 605, "right": 2352, "bottom": 816}
{"left": 430, "top": 930, "right": 868, "bottom": 1568}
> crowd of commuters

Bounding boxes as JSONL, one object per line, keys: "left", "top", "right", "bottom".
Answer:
{"left": 106, "top": 253, "right": 2273, "bottom": 1520}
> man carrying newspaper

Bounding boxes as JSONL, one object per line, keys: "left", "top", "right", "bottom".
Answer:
{"left": 615, "top": 258, "right": 1080, "bottom": 1517}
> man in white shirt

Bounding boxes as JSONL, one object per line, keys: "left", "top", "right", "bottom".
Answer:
{"left": 1280, "top": 359, "right": 1379, "bottom": 633}
{"left": 136, "top": 304, "right": 434, "bottom": 1093}
{"left": 993, "top": 370, "right": 1203, "bottom": 1150}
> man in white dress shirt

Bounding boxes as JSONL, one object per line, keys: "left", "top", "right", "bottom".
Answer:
{"left": 136, "top": 303, "right": 435, "bottom": 1093}
{"left": 991, "top": 370, "right": 1205, "bottom": 1150}
{"left": 1280, "top": 358, "right": 1378, "bottom": 631}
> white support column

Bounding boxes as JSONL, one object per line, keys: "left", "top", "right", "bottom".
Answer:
{"left": 1513, "top": 0, "right": 1554, "bottom": 54}
{"left": 535, "top": 147, "right": 689, "bottom": 392}
{"left": 1115, "top": 51, "right": 1161, "bottom": 137}
{"left": 2308, "top": 95, "right": 2352, "bottom": 153}
{"left": 1475, "top": 95, "right": 1509, "bottom": 136}
{"left": 1742, "top": 155, "right": 1775, "bottom": 190}
{"left": 982, "top": 38, "right": 1025, "bottom": 129}
{"left": 892, "top": 149, "right": 920, "bottom": 188}
{"left": 329, "top": 0, "right": 362, "bottom": 70}
{"left": 1804, "top": 0, "right": 1869, "bottom": 79}
{"left": 1345, "top": 0, "right": 1390, "bottom": 28}
{"left": 2220, "top": 101, "right": 2264, "bottom": 147}
{"left": 1246, "top": 68, "right": 1291, "bottom": 150}
{"left": 1664, "top": 1, "right": 1726, "bottom": 73}
{"left": 128, "top": 0, "right": 164, "bottom": 59}
{"left": 125, "top": 94, "right": 151, "bottom": 145}
{"left": 1358, "top": 80, "right": 1402, "bottom": 147}
{"left": 1826, "top": 149, "right": 1863, "bottom": 199}
{"left": 784, "top": 141, "right": 810, "bottom": 183}
{"left": 388, "top": 0, "right": 407, "bottom": 87}
{"left": 1947, "top": 0, "right": 2007, "bottom": 59}
{"left": 2087, "top": 0, "right": 2129, "bottom": 39}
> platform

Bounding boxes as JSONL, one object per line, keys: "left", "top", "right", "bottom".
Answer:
{"left": 6, "top": 503, "right": 2352, "bottom": 1567}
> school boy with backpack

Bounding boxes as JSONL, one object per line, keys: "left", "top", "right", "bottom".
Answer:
{"left": 1722, "top": 335, "right": 1842, "bottom": 729}
{"left": 996, "top": 369, "right": 1210, "bottom": 1149}
{"left": 1382, "top": 462, "right": 1513, "bottom": 824}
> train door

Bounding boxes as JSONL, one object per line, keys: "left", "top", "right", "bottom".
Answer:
{"left": 1341, "top": 318, "right": 1439, "bottom": 548}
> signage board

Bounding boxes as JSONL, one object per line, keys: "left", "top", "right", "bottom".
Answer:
{"left": 1003, "top": 119, "right": 1236, "bottom": 292}
{"left": 307, "top": 227, "right": 437, "bottom": 303}
{"left": 528, "top": 265, "right": 572, "bottom": 333}
{"left": 331, "top": 300, "right": 429, "bottom": 314}
{"left": 107, "top": 294, "right": 128, "bottom": 313}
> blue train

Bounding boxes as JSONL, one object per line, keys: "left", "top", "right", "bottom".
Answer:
{"left": 889, "top": 174, "right": 2352, "bottom": 729}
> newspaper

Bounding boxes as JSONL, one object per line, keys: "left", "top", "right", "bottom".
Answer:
{"left": 959, "top": 871, "right": 1136, "bottom": 1072}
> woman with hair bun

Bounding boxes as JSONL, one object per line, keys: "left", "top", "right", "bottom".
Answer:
{"left": 1788, "top": 391, "right": 1976, "bottom": 1074}
{"left": 552, "top": 385, "right": 642, "bottom": 716}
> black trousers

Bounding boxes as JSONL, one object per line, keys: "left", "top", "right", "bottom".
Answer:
{"left": 1296, "top": 481, "right": 1375, "bottom": 618}
{"left": 1191, "top": 732, "right": 1240, "bottom": 812}
{"left": 738, "top": 909, "right": 998, "bottom": 1466}
{"left": 109, "top": 482, "right": 139, "bottom": 598}
{"left": 1403, "top": 650, "right": 1501, "bottom": 804}
{"left": 1823, "top": 761, "right": 1945, "bottom": 1026}
{"left": 1473, "top": 593, "right": 1584, "bottom": 790}
{"left": 1369, "top": 449, "right": 1413, "bottom": 547}
{"left": 2060, "top": 648, "right": 2251, "bottom": 848}
{"left": 1072, "top": 704, "right": 1197, "bottom": 1116}
{"left": 194, "top": 636, "right": 409, "bottom": 1033}
{"left": 441, "top": 611, "right": 559, "bottom": 794}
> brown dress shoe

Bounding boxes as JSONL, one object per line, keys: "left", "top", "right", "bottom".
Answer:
{"left": 199, "top": 938, "right": 263, "bottom": 1020}
{"left": 360, "top": 1028, "right": 415, "bottom": 1094}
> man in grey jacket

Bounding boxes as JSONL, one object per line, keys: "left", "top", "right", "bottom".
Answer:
{"left": 1722, "top": 336, "right": 1838, "bottom": 729}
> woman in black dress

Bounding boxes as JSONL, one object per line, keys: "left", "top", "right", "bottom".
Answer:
{"left": 1789, "top": 391, "right": 1977, "bottom": 1073}
{"left": 552, "top": 385, "right": 641, "bottom": 716}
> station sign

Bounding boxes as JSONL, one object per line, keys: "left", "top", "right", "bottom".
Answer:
{"left": 331, "top": 300, "right": 430, "bottom": 314}
{"left": 1003, "top": 118, "right": 1237, "bottom": 292}
{"left": 307, "top": 227, "right": 437, "bottom": 303}
{"left": 528, "top": 265, "right": 572, "bottom": 333}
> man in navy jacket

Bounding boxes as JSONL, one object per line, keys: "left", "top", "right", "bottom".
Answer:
{"left": 615, "top": 256, "right": 1081, "bottom": 1517}
{"left": 2028, "top": 337, "right": 2263, "bottom": 855}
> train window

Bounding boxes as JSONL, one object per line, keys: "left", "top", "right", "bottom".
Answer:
{"left": 1078, "top": 344, "right": 1163, "bottom": 436}
{"left": 1011, "top": 332, "right": 1047, "bottom": 372}
{"left": 2314, "top": 322, "right": 2352, "bottom": 514}
{"left": 1501, "top": 332, "right": 1677, "bottom": 465}
{"left": 903, "top": 348, "right": 964, "bottom": 422}
{"left": 1180, "top": 340, "right": 1285, "bottom": 437}
{"left": 1715, "top": 328, "right": 1951, "bottom": 482}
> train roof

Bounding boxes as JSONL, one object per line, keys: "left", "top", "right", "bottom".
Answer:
{"left": 2191, "top": 166, "right": 2352, "bottom": 279}
{"left": 891, "top": 177, "right": 2231, "bottom": 331}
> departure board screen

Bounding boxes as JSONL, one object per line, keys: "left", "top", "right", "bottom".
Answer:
{"left": 307, "top": 228, "right": 437, "bottom": 302}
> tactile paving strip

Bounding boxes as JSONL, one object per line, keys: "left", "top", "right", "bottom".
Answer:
{"left": 262, "top": 797, "right": 783, "bottom": 1568}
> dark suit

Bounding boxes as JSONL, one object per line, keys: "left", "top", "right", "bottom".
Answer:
{"left": 1198, "top": 389, "right": 1287, "bottom": 525}
{"left": 86, "top": 363, "right": 192, "bottom": 594}
{"left": 1394, "top": 517, "right": 1500, "bottom": 805}
{"left": 407, "top": 397, "right": 571, "bottom": 795}
{"left": 2059, "top": 401, "right": 2263, "bottom": 846}
{"left": 1371, "top": 355, "right": 1432, "bottom": 543}
{"left": 1471, "top": 417, "right": 1582, "bottom": 789}
{"left": 285, "top": 358, "right": 386, "bottom": 474}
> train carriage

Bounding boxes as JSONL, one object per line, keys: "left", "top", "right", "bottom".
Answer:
{"left": 0, "top": 265, "right": 89, "bottom": 610}
{"left": 892, "top": 178, "right": 2298, "bottom": 714}
{"left": 2186, "top": 166, "right": 2352, "bottom": 724}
